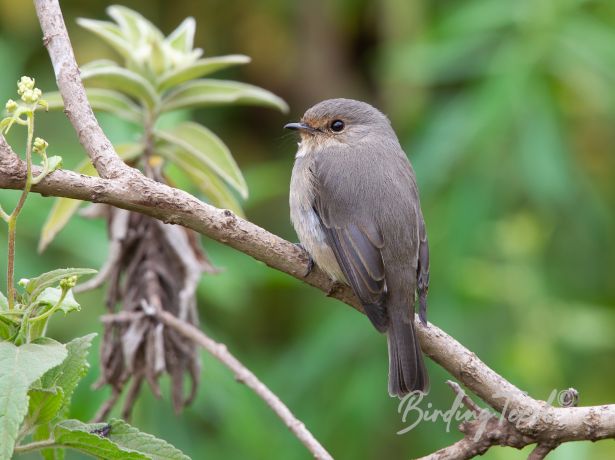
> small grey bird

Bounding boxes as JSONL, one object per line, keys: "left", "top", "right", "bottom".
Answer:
{"left": 285, "top": 98, "right": 430, "bottom": 397}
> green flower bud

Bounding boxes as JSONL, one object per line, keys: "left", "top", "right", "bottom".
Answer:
{"left": 17, "top": 76, "right": 35, "bottom": 95}
{"left": 33, "top": 137, "right": 49, "bottom": 153}
{"left": 21, "top": 87, "right": 42, "bottom": 104}
{"left": 5, "top": 99, "right": 17, "bottom": 113}
{"left": 60, "top": 275, "right": 78, "bottom": 290}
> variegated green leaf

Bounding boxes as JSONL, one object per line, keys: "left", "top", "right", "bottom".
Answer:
{"left": 165, "top": 17, "right": 196, "bottom": 53}
{"left": 158, "top": 55, "right": 251, "bottom": 91}
{"left": 38, "top": 160, "right": 97, "bottom": 253}
{"left": 43, "top": 89, "right": 142, "bottom": 124}
{"left": 115, "top": 143, "right": 144, "bottom": 162}
{"left": 81, "top": 64, "right": 158, "bottom": 109}
{"left": 76, "top": 18, "right": 133, "bottom": 61}
{"left": 160, "top": 79, "right": 289, "bottom": 113}
{"left": 38, "top": 143, "right": 143, "bottom": 252}
{"left": 155, "top": 121, "right": 248, "bottom": 198}
{"left": 107, "top": 5, "right": 164, "bottom": 45}
{"left": 158, "top": 144, "right": 244, "bottom": 216}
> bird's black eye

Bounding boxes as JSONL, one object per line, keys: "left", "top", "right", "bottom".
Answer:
{"left": 330, "top": 119, "right": 345, "bottom": 132}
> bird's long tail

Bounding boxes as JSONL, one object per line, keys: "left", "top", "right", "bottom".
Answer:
{"left": 387, "top": 307, "right": 429, "bottom": 397}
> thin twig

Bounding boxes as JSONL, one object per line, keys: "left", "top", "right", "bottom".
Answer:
{"left": 445, "top": 380, "right": 482, "bottom": 417}
{"left": 157, "top": 310, "right": 333, "bottom": 460}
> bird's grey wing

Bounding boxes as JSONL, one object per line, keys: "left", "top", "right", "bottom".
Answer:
{"left": 417, "top": 216, "right": 429, "bottom": 324}
{"left": 313, "top": 190, "right": 388, "bottom": 332}
{"left": 319, "top": 214, "right": 388, "bottom": 331}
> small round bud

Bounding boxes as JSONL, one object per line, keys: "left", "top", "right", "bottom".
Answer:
{"left": 18, "top": 278, "right": 30, "bottom": 288}
{"left": 21, "top": 89, "right": 34, "bottom": 103}
{"left": 21, "top": 87, "right": 42, "bottom": 104}
{"left": 60, "top": 275, "right": 78, "bottom": 290}
{"left": 33, "top": 137, "right": 49, "bottom": 153}
{"left": 5, "top": 99, "right": 17, "bottom": 113}
{"left": 17, "top": 76, "right": 35, "bottom": 95}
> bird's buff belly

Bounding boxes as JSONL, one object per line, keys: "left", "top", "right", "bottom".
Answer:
{"left": 292, "top": 207, "right": 346, "bottom": 282}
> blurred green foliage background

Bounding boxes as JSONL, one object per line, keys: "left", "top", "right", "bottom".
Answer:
{"left": 1, "top": 0, "right": 614, "bottom": 459}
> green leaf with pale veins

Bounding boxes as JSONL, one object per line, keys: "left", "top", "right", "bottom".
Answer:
{"left": 54, "top": 420, "right": 147, "bottom": 459}
{"left": 53, "top": 419, "right": 189, "bottom": 459}
{"left": 34, "top": 288, "right": 81, "bottom": 315}
{"left": 160, "top": 79, "right": 289, "bottom": 113}
{"left": 33, "top": 424, "right": 64, "bottom": 460}
{"left": 107, "top": 5, "right": 164, "bottom": 46}
{"left": 157, "top": 55, "right": 251, "bottom": 91}
{"left": 0, "top": 338, "right": 67, "bottom": 460}
{"left": 40, "top": 334, "right": 96, "bottom": 417}
{"left": 165, "top": 17, "right": 196, "bottom": 54}
{"left": 81, "top": 64, "right": 159, "bottom": 109}
{"left": 39, "top": 144, "right": 143, "bottom": 253}
{"left": 44, "top": 89, "right": 143, "bottom": 124}
{"left": 26, "top": 387, "right": 65, "bottom": 426}
{"left": 155, "top": 121, "right": 248, "bottom": 198}
{"left": 76, "top": 18, "right": 133, "bottom": 61}
{"left": 38, "top": 160, "right": 97, "bottom": 253}
{"left": 24, "top": 268, "right": 97, "bottom": 304}
{"left": 106, "top": 418, "right": 191, "bottom": 460}
{"left": 158, "top": 144, "right": 244, "bottom": 216}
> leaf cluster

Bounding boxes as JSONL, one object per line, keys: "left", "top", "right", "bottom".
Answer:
{"left": 40, "top": 5, "right": 288, "bottom": 250}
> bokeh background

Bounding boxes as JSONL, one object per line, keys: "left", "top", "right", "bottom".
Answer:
{"left": 2, "top": 0, "right": 615, "bottom": 459}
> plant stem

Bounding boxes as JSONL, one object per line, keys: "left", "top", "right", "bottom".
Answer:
{"left": 28, "top": 286, "right": 68, "bottom": 323}
{"left": 14, "top": 438, "right": 57, "bottom": 453}
{"left": 6, "top": 113, "right": 34, "bottom": 310}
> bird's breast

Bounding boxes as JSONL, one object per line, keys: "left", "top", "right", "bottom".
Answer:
{"left": 290, "top": 157, "right": 345, "bottom": 282}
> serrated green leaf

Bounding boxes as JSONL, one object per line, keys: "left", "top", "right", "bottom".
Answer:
{"left": 160, "top": 79, "right": 289, "bottom": 113}
{"left": 165, "top": 17, "right": 195, "bottom": 54}
{"left": 25, "top": 268, "right": 97, "bottom": 304}
{"left": 76, "top": 18, "right": 133, "bottom": 61}
{"left": 0, "top": 338, "right": 67, "bottom": 460}
{"left": 155, "top": 122, "right": 248, "bottom": 198}
{"left": 40, "top": 334, "right": 95, "bottom": 417}
{"left": 157, "top": 55, "right": 251, "bottom": 92}
{"left": 158, "top": 144, "right": 244, "bottom": 216}
{"left": 44, "top": 89, "right": 142, "bottom": 124}
{"left": 34, "top": 288, "right": 81, "bottom": 314}
{"left": 81, "top": 64, "right": 158, "bottom": 109}
{"left": 33, "top": 423, "right": 64, "bottom": 460}
{"left": 107, "top": 418, "right": 190, "bottom": 460}
{"left": 26, "top": 387, "right": 64, "bottom": 426}
{"left": 54, "top": 420, "right": 147, "bottom": 459}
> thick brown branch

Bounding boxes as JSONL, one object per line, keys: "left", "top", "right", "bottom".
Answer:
{"left": 34, "top": 0, "right": 132, "bottom": 179}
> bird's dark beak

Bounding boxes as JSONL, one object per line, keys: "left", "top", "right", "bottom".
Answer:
{"left": 284, "top": 122, "right": 317, "bottom": 132}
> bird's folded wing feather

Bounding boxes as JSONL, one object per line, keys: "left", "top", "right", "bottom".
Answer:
{"left": 313, "top": 199, "right": 389, "bottom": 332}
